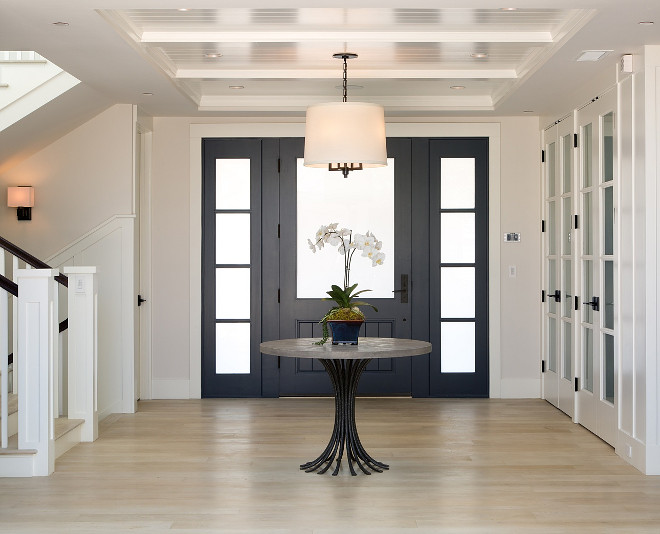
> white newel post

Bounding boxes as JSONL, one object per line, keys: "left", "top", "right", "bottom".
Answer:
{"left": 16, "top": 269, "right": 58, "bottom": 476}
{"left": 63, "top": 267, "right": 98, "bottom": 442}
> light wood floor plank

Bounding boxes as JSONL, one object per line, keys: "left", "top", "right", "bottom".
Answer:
{"left": 0, "top": 398, "right": 658, "bottom": 533}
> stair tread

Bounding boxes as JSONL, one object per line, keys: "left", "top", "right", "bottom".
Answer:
{"left": 54, "top": 418, "right": 84, "bottom": 440}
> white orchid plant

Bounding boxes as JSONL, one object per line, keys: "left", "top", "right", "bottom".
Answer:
{"left": 307, "top": 223, "right": 385, "bottom": 344}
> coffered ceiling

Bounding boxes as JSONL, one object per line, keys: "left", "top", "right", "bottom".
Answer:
{"left": 101, "top": 7, "right": 594, "bottom": 113}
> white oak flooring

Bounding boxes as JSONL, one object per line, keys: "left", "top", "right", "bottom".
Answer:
{"left": 1, "top": 398, "right": 659, "bottom": 533}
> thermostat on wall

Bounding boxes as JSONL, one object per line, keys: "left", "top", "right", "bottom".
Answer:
{"left": 504, "top": 232, "right": 521, "bottom": 242}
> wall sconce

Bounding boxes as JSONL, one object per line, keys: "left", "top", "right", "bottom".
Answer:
{"left": 7, "top": 186, "right": 34, "bottom": 221}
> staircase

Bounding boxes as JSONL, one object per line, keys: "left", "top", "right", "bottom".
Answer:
{"left": 1, "top": 236, "right": 97, "bottom": 476}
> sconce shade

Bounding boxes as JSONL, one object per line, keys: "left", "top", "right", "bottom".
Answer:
{"left": 7, "top": 186, "right": 34, "bottom": 207}
{"left": 303, "top": 102, "right": 387, "bottom": 168}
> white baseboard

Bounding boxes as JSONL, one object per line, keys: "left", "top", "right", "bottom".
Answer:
{"left": 617, "top": 430, "right": 647, "bottom": 474}
{"left": 644, "top": 443, "right": 660, "bottom": 475}
{"left": 499, "top": 378, "right": 541, "bottom": 399}
{"left": 152, "top": 379, "right": 190, "bottom": 399}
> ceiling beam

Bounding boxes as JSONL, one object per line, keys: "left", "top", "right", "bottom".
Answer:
{"left": 141, "top": 30, "right": 554, "bottom": 44}
{"left": 175, "top": 68, "right": 518, "bottom": 79}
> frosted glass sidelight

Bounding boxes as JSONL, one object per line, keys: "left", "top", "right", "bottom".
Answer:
{"left": 563, "top": 321, "right": 572, "bottom": 381}
{"left": 440, "top": 158, "right": 475, "bottom": 209}
{"left": 602, "top": 112, "right": 614, "bottom": 183}
{"left": 441, "top": 268, "right": 475, "bottom": 318}
{"left": 548, "top": 317, "right": 557, "bottom": 372}
{"left": 440, "top": 322, "right": 475, "bottom": 373}
{"left": 583, "top": 192, "right": 592, "bottom": 255}
{"left": 216, "top": 323, "right": 250, "bottom": 374}
{"left": 583, "top": 123, "right": 593, "bottom": 187}
{"left": 562, "top": 134, "right": 572, "bottom": 194}
{"left": 548, "top": 201, "right": 556, "bottom": 255}
{"left": 604, "top": 333, "right": 614, "bottom": 403}
{"left": 440, "top": 213, "right": 475, "bottom": 263}
{"left": 216, "top": 268, "right": 250, "bottom": 319}
{"left": 547, "top": 142, "right": 556, "bottom": 197}
{"left": 296, "top": 158, "right": 394, "bottom": 298}
{"left": 216, "top": 213, "right": 250, "bottom": 265}
{"left": 583, "top": 328, "right": 593, "bottom": 392}
{"left": 562, "top": 197, "right": 572, "bottom": 255}
{"left": 216, "top": 159, "right": 250, "bottom": 209}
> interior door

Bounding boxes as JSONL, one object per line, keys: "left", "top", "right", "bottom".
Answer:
{"left": 576, "top": 90, "right": 617, "bottom": 445}
{"left": 543, "top": 119, "right": 576, "bottom": 417}
{"left": 278, "top": 138, "right": 413, "bottom": 396}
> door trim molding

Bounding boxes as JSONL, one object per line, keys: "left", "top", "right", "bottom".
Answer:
{"left": 189, "top": 122, "right": 501, "bottom": 399}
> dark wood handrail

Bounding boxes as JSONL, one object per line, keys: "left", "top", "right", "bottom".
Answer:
{"left": 0, "top": 273, "right": 18, "bottom": 297}
{"left": 0, "top": 235, "right": 68, "bottom": 287}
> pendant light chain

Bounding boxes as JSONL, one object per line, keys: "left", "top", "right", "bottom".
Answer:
{"left": 343, "top": 55, "right": 348, "bottom": 102}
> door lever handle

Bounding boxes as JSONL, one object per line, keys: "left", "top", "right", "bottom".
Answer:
{"left": 583, "top": 296, "right": 599, "bottom": 311}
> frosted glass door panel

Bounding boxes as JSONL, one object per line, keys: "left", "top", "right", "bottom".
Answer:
{"left": 216, "top": 268, "right": 250, "bottom": 319}
{"left": 216, "top": 159, "right": 250, "bottom": 209}
{"left": 562, "top": 134, "right": 572, "bottom": 193}
{"left": 563, "top": 322, "right": 572, "bottom": 380}
{"left": 548, "top": 317, "right": 557, "bottom": 373}
{"left": 440, "top": 213, "right": 475, "bottom": 263}
{"left": 604, "top": 187, "right": 614, "bottom": 255}
{"left": 440, "top": 268, "right": 475, "bottom": 318}
{"left": 216, "top": 323, "right": 250, "bottom": 374}
{"left": 604, "top": 334, "right": 614, "bottom": 403}
{"left": 440, "top": 158, "right": 475, "bottom": 209}
{"left": 604, "top": 261, "right": 614, "bottom": 330}
{"left": 583, "top": 328, "right": 594, "bottom": 393}
{"left": 216, "top": 214, "right": 250, "bottom": 264}
{"left": 562, "top": 197, "right": 572, "bottom": 255}
{"left": 547, "top": 142, "right": 556, "bottom": 197}
{"left": 583, "top": 193, "right": 593, "bottom": 255}
{"left": 548, "top": 201, "right": 556, "bottom": 255}
{"left": 583, "top": 124, "right": 593, "bottom": 187}
{"left": 440, "top": 322, "right": 475, "bottom": 373}
{"left": 297, "top": 159, "right": 394, "bottom": 298}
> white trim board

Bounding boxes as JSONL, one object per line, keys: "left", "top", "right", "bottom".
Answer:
{"left": 189, "top": 122, "right": 502, "bottom": 399}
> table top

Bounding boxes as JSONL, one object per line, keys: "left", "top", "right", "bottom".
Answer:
{"left": 260, "top": 337, "right": 432, "bottom": 360}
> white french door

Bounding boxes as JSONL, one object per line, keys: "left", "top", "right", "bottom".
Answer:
{"left": 543, "top": 117, "right": 576, "bottom": 417}
{"left": 576, "top": 90, "right": 617, "bottom": 446}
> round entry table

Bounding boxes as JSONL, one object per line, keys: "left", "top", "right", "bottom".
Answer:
{"left": 260, "top": 337, "right": 432, "bottom": 476}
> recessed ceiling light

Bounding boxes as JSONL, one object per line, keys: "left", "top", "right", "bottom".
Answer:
{"left": 229, "top": 85, "right": 245, "bottom": 90}
{"left": 52, "top": 21, "right": 69, "bottom": 26}
{"left": 576, "top": 50, "right": 612, "bottom": 62}
{"left": 450, "top": 85, "right": 466, "bottom": 90}
{"left": 205, "top": 53, "right": 222, "bottom": 58}
{"left": 500, "top": 7, "right": 518, "bottom": 11}
{"left": 639, "top": 21, "right": 654, "bottom": 25}
{"left": 177, "top": 8, "right": 190, "bottom": 11}
{"left": 471, "top": 52, "right": 488, "bottom": 59}
{"left": 142, "top": 92, "right": 153, "bottom": 96}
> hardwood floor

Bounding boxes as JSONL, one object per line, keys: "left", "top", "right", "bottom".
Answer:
{"left": 1, "top": 398, "right": 659, "bottom": 533}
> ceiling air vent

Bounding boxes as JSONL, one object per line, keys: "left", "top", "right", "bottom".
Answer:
{"left": 576, "top": 50, "right": 612, "bottom": 62}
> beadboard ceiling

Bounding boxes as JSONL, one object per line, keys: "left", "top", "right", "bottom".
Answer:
{"left": 0, "top": 0, "right": 659, "bottom": 124}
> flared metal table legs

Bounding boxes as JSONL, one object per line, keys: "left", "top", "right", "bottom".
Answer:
{"left": 300, "top": 358, "right": 390, "bottom": 476}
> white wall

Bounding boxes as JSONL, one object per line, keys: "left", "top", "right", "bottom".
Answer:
{"left": 149, "top": 115, "right": 542, "bottom": 400}
{"left": 0, "top": 103, "right": 138, "bottom": 418}
{"left": 0, "top": 104, "right": 135, "bottom": 259}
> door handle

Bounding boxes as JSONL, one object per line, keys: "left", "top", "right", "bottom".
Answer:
{"left": 583, "top": 296, "right": 599, "bottom": 311}
{"left": 392, "top": 274, "right": 408, "bottom": 303}
{"left": 546, "top": 289, "right": 561, "bottom": 302}
{"left": 138, "top": 294, "right": 147, "bottom": 307}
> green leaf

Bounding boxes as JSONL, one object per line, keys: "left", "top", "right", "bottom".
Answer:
{"left": 351, "top": 301, "right": 378, "bottom": 312}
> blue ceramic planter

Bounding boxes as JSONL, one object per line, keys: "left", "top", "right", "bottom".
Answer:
{"left": 328, "top": 320, "right": 364, "bottom": 345}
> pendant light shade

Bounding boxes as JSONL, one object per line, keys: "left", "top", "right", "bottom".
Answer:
{"left": 303, "top": 101, "right": 387, "bottom": 169}
{"left": 303, "top": 52, "right": 387, "bottom": 177}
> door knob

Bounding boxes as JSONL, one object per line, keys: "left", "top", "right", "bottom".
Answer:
{"left": 546, "top": 289, "right": 561, "bottom": 302}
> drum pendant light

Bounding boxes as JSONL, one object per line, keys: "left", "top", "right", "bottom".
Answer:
{"left": 303, "top": 53, "right": 387, "bottom": 178}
